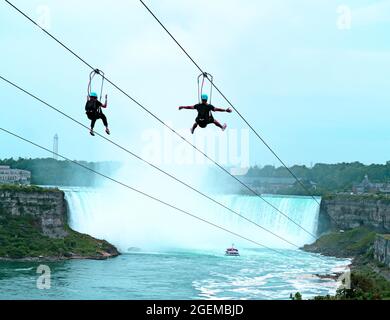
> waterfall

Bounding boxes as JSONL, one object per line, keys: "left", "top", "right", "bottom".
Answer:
{"left": 63, "top": 186, "right": 320, "bottom": 252}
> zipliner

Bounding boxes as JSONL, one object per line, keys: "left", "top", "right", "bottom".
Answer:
{"left": 178, "top": 94, "right": 232, "bottom": 134}
{"left": 85, "top": 92, "right": 110, "bottom": 136}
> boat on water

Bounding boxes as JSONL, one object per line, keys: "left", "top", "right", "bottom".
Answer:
{"left": 225, "top": 244, "right": 240, "bottom": 256}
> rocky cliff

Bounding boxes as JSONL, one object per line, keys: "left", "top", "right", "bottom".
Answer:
{"left": 374, "top": 235, "right": 390, "bottom": 268}
{"left": 317, "top": 195, "right": 390, "bottom": 235}
{"left": 0, "top": 185, "right": 119, "bottom": 260}
{"left": 0, "top": 187, "right": 67, "bottom": 238}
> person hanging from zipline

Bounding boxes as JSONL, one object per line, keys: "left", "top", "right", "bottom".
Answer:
{"left": 85, "top": 92, "right": 110, "bottom": 136}
{"left": 178, "top": 93, "right": 232, "bottom": 134}
{"left": 85, "top": 69, "right": 110, "bottom": 136}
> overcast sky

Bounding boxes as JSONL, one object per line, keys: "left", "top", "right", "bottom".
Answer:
{"left": 1, "top": 0, "right": 389, "bottom": 167}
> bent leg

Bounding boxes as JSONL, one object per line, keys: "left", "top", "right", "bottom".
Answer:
{"left": 90, "top": 118, "right": 97, "bottom": 130}
{"left": 191, "top": 123, "right": 198, "bottom": 134}
{"left": 99, "top": 113, "right": 110, "bottom": 134}
{"left": 214, "top": 120, "right": 227, "bottom": 131}
{"left": 100, "top": 113, "right": 108, "bottom": 127}
{"left": 89, "top": 117, "right": 97, "bottom": 136}
{"left": 213, "top": 119, "right": 223, "bottom": 129}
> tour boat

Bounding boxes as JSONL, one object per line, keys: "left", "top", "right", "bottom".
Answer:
{"left": 225, "top": 244, "right": 240, "bottom": 256}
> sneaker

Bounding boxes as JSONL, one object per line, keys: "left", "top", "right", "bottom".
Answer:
{"left": 90, "top": 130, "right": 95, "bottom": 136}
{"left": 105, "top": 128, "right": 110, "bottom": 135}
{"left": 222, "top": 123, "right": 227, "bottom": 131}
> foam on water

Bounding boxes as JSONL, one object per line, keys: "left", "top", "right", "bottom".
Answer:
{"left": 64, "top": 187, "right": 320, "bottom": 252}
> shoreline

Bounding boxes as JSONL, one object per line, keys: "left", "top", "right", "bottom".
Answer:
{"left": 0, "top": 252, "right": 119, "bottom": 263}
{"left": 302, "top": 228, "right": 390, "bottom": 299}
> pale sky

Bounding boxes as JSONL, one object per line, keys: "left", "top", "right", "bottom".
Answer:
{"left": 1, "top": 0, "right": 389, "bottom": 167}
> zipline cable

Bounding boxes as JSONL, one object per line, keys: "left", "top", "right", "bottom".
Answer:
{"left": 0, "top": 74, "right": 303, "bottom": 249}
{"left": 0, "top": 126, "right": 297, "bottom": 259}
{"left": 4, "top": 0, "right": 319, "bottom": 239}
{"left": 138, "top": 0, "right": 321, "bottom": 206}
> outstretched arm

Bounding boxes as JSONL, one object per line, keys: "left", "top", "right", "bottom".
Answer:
{"left": 178, "top": 106, "right": 195, "bottom": 110}
{"left": 214, "top": 107, "right": 232, "bottom": 113}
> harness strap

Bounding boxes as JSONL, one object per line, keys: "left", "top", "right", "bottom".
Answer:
{"left": 197, "top": 72, "right": 214, "bottom": 104}
{"left": 88, "top": 69, "right": 105, "bottom": 101}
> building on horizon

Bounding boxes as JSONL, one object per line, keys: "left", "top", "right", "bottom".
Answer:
{"left": 352, "top": 175, "right": 390, "bottom": 194}
{"left": 0, "top": 166, "right": 31, "bottom": 185}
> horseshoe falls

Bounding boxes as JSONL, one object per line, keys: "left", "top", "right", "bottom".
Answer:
{"left": 1, "top": 188, "right": 350, "bottom": 300}
{"left": 63, "top": 187, "right": 320, "bottom": 252}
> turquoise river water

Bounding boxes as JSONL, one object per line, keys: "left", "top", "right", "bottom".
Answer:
{"left": 0, "top": 188, "right": 350, "bottom": 300}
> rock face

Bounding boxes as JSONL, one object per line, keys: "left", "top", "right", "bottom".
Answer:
{"left": 374, "top": 235, "right": 390, "bottom": 268}
{"left": 0, "top": 187, "right": 120, "bottom": 260}
{"left": 0, "top": 189, "right": 68, "bottom": 238}
{"left": 318, "top": 196, "right": 390, "bottom": 235}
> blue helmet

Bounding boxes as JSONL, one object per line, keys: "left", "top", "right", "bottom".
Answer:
{"left": 89, "top": 92, "right": 98, "bottom": 98}
{"left": 201, "top": 94, "right": 208, "bottom": 101}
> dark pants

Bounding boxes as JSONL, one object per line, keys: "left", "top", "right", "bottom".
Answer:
{"left": 87, "top": 112, "right": 108, "bottom": 129}
{"left": 196, "top": 116, "right": 214, "bottom": 128}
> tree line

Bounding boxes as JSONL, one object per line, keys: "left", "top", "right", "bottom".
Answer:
{"left": 246, "top": 161, "right": 390, "bottom": 193}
